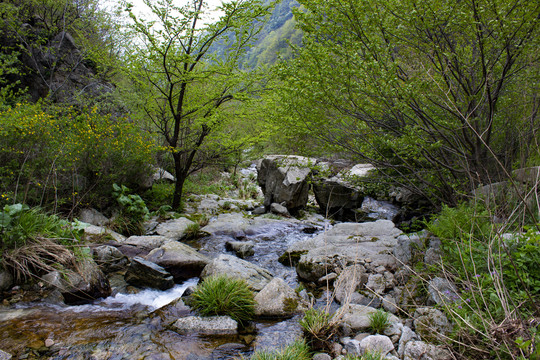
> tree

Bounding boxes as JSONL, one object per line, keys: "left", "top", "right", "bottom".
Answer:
{"left": 124, "top": 0, "right": 270, "bottom": 208}
{"left": 271, "top": 0, "right": 540, "bottom": 206}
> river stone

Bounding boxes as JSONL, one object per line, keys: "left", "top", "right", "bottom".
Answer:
{"left": 201, "top": 254, "right": 273, "bottom": 292}
{"left": 124, "top": 257, "right": 174, "bottom": 290}
{"left": 413, "top": 307, "right": 453, "bottom": 341}
{"left": 403, "top": 340, "right": 452, "bottom": 360}
{"left": 428, "top": 277, "right": 459, "bottom": 305}
{"left": 339, "top": 304, "right": 401, "bottom": 334}
{"left": 257, "top": 155, "right": 316, "bottom": 212}
{"left": 172, "top": 315, "right": 238, "bottom": 335}
{"left": 225, "top": 240, "right": 255, "bottom": 258}
{"left": 92, "top": 245, "right": 128, "bottom": 273}
{"left": 343, "top": 338, "right": 361, "bottom": 356}
{"left": 116, "top": 235, "right": 168, "bottom": 258}
{"left": 254, "top": 278, "right": 300, "bottom": 318}
{"left": 313, "top": 354, "right": 332, "bottom": 360}
{"left": 287, "top": 220, "right": 402, "bottom": 281}
{"left": 146, "top": 241, "right": 210, "bottom": 281}
{"left": 0, "top": 350, "right": 12, "bottom": 360}
{"left": 0, "top": 269, "right": 13, "bottom": 291}
{"left": 155, "top": 217, "right": 196, "bottom": 241}
{"left": 359, "top": 335, "right": 394, "bottom": 357}
{"left": 334, "top": 265, "right": 366, "bottom": 304}
{"left": 83, "top": 224, "right": 126, "bottom": 243}
{"left": 202, "top": 213, "right": 284, "bottom": 239}
{"left": 270, "top": 202, "right": 289, "bottom": 216}
{"left": 61, "top": 258, "right": 111, "bottom": 305}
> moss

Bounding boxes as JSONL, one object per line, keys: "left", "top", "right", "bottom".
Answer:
{"left": 278, "top": 250, "right": 307, "bottom": 266}
{"left": 283, "top": 297, "right": 299, "bottom": 313}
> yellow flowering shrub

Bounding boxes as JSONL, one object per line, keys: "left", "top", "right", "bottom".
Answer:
{"left": 0, "top": 102, "right": 155, "bottom": 210}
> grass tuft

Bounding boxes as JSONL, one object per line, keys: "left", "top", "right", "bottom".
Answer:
{"left": 368, "top": 309, "right": 391, "bottom": 334}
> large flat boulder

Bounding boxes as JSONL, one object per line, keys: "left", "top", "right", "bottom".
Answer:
{"left": 254, "top": 278, "right": 302, "bottom": 318}
{"left": 283, "top": 220, "right": 402, "bottom": 282}
{"left": 201, "top": 254, "right": 273, "bottom": 292}
{"left": 257, "top": 155, "right": 317, "bottom": 212}
{"left": 155, "top": 217, "right": 196, "bottom": 241}
{"left": 124, "top": 257, "right": 174, "bottom": 290}
{"left": 145, "top": 241, "right": 210, "bottom": 281}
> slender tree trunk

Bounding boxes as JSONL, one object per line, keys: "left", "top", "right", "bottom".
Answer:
{"left": 172, "top": 152, "right": 185, "bottom": 209}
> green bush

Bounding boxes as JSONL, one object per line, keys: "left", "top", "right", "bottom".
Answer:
{"left": 248, "top": 339, "right": 311, "bottom": 360}
{"left": 191, "top": 275, "right": 255, "bottom": 324}
{"left": 368, "top": 309, "right": 391, "bottom": 334}
{"left": 110, "top": 184, "right": 149, "bottom": 236}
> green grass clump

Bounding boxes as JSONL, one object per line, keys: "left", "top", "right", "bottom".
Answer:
{"left": 191, "top": 275, "right": 255, "bottom": 324}
{"left": 343, "top": 351, "right": 384, "bottom": 360}
{"left": 248, "top": 339, "right": 311, "bottom": 360}
{"left": 299, "top": 308, "right": 337, "bottom": 352}
{"left": 368, "top": 309, "right": 391, "bottom": 334}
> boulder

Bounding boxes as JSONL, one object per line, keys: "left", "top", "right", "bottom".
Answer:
{"left": 338, "top": 304, "right": 400, "bottom": 333}
{"left": 312, "top": 164, "right": 374, "bottom": 220}
{"left": 172, "top": 316, "right": 238, "bottom": 335}
{"left": 285, "top": 220, "right": 402, "bottom": 282}
{"left": 254, "top": 278, "right": 302, "bottom": 318}
{"left": 60, "top": 258, "right": 111, "bottom": 305}
{"left": 201, "top": 254, "right": 273, "bottom": 292}
{"left": 333, "top": 265, "right": 366, "bottom": 304}
{"left": 124, "top": 257, "right": 174, "bottom": 290}
{"left": 83, "top": 224, "right": 126, "bottom": 243}
{"left": 403, "top": 340, "right": 452, "bottom": 360}
{"left": 79, "top": 208, "right": 109, "bottom": 226}
{"left": 202, "top": 213, "right": 290, "bottom": 239}
{"left": 513, "top": 166, "right": 540, "bottom": 183}
{"left": 92, "top": 245, "right": 128, "bottom": 273}
{"left": 155, "top": 217, "right": 196, "bottom": 241}
{"left": 117, "top": 235, "right": 168, "bottom": 258}
{"left": 257, "top": 155, "right": 316, "bottom": 212}
{"left": 270, "top": 203, "right": 290, "bottom": 216}
{"left": 225, "top": 241, "right": 255, "bottom": 258}
{"left": 357, "top": 197, "right": 400, "bottom": 222}
{"left": 358, "top": 335, "right": 394, "bottom": 357}
{"left": 0, "top": 270, "right": 13, "bottom": 292}
{"left": 146, "top": 241, "right": 210, "bottom": 281}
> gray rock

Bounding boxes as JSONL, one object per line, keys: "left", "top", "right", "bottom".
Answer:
{"left": 79, "top": 208, "right": 109, "bottom": 226}
{"left": 172, "top": 315, "right": 237, "bottom": 335}
{"left": 343, "top": 338, "right": 362, "bottom": 356}
{"left": 155, "top": 217, "right": 196, "bottom": 241}
{"left": 403, "top": 340, "right": 452, "bottom": 360}
{"left": 146, "top": 241, "right": 210, "bottom": 281}
{"left": 413, "top": 307, "right": 453, "bottom": 341}
{"left": 117, "top": 235, "right": 168, "bottom": 258}
{"left": 289, "top": 220, "right": 402, "bottom": 282}
{"left": 333, "top": 265, "right": 366, "bottom": 304}
{"left": 366, "top": 274, "right": 386, "bottom": 295}
{"left": 92, "top": 245, "right": 128, "bottom": 273}
{"left": 382, "top": 295, "right": 398, "bottom": 314}
{"left": 60, "top": 257, "right": 111, "bottom": 305}
{"left": 202, "top": 213, "right": 285, "bottom": 239}
{"left": 358, "top": 197, "right": 400, "bottom": 222}
{"left": 313, "top": 353, "right": 332, "bottom": 360}
{"left": 124, "top": 257, "right": 174, "bottom": 290}
{"left": 254, "top": 278, "right": 301, "bottom": 318}
{"left": 0, "top": 270, "right": 13, "bottom": 291}
{"left": 393, "top": 232, "right": 425, "bottom": 265}
{"left": 423, "top": 247, "right": 441, "bottom": 265}
{"left": 338, "top": 304, "right": 400, "bottom": 333}
{"left": 514, "top": 166, "right": 540, "bottom": 183}
{"left": 252, "top": 205, "right": 266, "bottom": 215}
{"left": 225, "top": 241, "right": 255, "bottom": 258}
{"left": 257, "top": 155, "right": 316, "bottom": 212}
{"left": 83, "top": 224, "right": 126, "bottom": 243}
{"left": 201, "top": 254, "right": 273, "bottom": 292}
{"left": 270, "top": 202, "right": 289, "bottom": 216}
{"left": 397, "top": 326, "right": 419, "bottom": 357}
{"left": 428, "top": 277, "right": 459, "bottom": 305}
{"left": 0, "top": 349, "right": 12, "bottom": 360}
{"left": 359, "top": 335, "right": 394, "bottom": 357}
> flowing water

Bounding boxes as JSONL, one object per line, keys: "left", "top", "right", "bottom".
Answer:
{"left": 0, "top": 217, "right": 328, "bottom": 360}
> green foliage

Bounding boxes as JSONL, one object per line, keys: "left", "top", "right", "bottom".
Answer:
{"left": 343, "top": 352, "right": 384, "bottom": 360}
{"left": 110, "top": 184, "right": 149, "bottom": 236}
{"left": 0, "top": 102, "right": 155, "bottom": 211}
{"left": 299, "top": 308, "right": 337, "bottom": 352}
{"left": 184, "top": 223, "right": 202, "bottom": 240}
{"left": 248, "top": 339, "right": 311, "bottom": 360}
{"left": 191, "top": 275, "right": 256, "bottom": 324}
{"left": 368, "top": 310, "right": 391, "bottom": 335}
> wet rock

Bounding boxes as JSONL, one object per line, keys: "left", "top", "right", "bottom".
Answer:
{"left": 359, "top": 334, "right": 394, "bottom": 357}
{"left": 428, "top": 277, "right": 459, "bottom": 305}
{"left": 0, "top": 349, "right": 12, "bottom": 360}
{"left": 201, "top": 254, "right": 273, "bottom": 292}
{"left": 79, "top": 208, "right": 109, "bottom": 226}
{"left": 61, "top": 258, "right": 111, "bottom": 305}
{"left": 257, "top": 155, "right": 315, "bottom": 212}
{"left": 155, "top": 217, "right": 196, "bottom": 241}
{"left": 146, "top": 241, "right": 210, "bottom": 281}
{"left": 225, "top": 241, "right": 255, "bottom": 258}
{"left": 0, "top": 270, "right": 13, "bottom": 292}
{"left": 270, "top": 203, "right": 289, "bottom": 216}
{"left": 172, "top": 315, "right": 238, "bottom": 335}
{"left": 413, "top": 307, "right": 453, "bottom": 341}
{"left": 254, "top": 278, "right": 301, "bottom": 318}
{"left": 92, "top": 245, "right": 128, "bottom": 273}
{"left": 124, "top": 257, "right": 174, "bottom": 290}
{"left": 288, "top": 220, "right": 402, "bottom": 282}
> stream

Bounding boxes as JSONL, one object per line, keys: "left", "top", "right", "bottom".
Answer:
{"left": 0, "top": 216, "right": 329, "bottom": 360}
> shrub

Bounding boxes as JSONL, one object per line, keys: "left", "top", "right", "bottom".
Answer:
{"left": 299, "top": 308, "right": 337, "bottom": 352}
{"left": 110, "top": 184, "right": 149, "bottom": 236}
{"left": 368, "top": 309, "right": 390, "bottom": 334}
{"left": 248, "top": 339, "right": 311, "bottom": 360}
{"left": 191, "top": 275, "right": 255, "bottom": 324}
